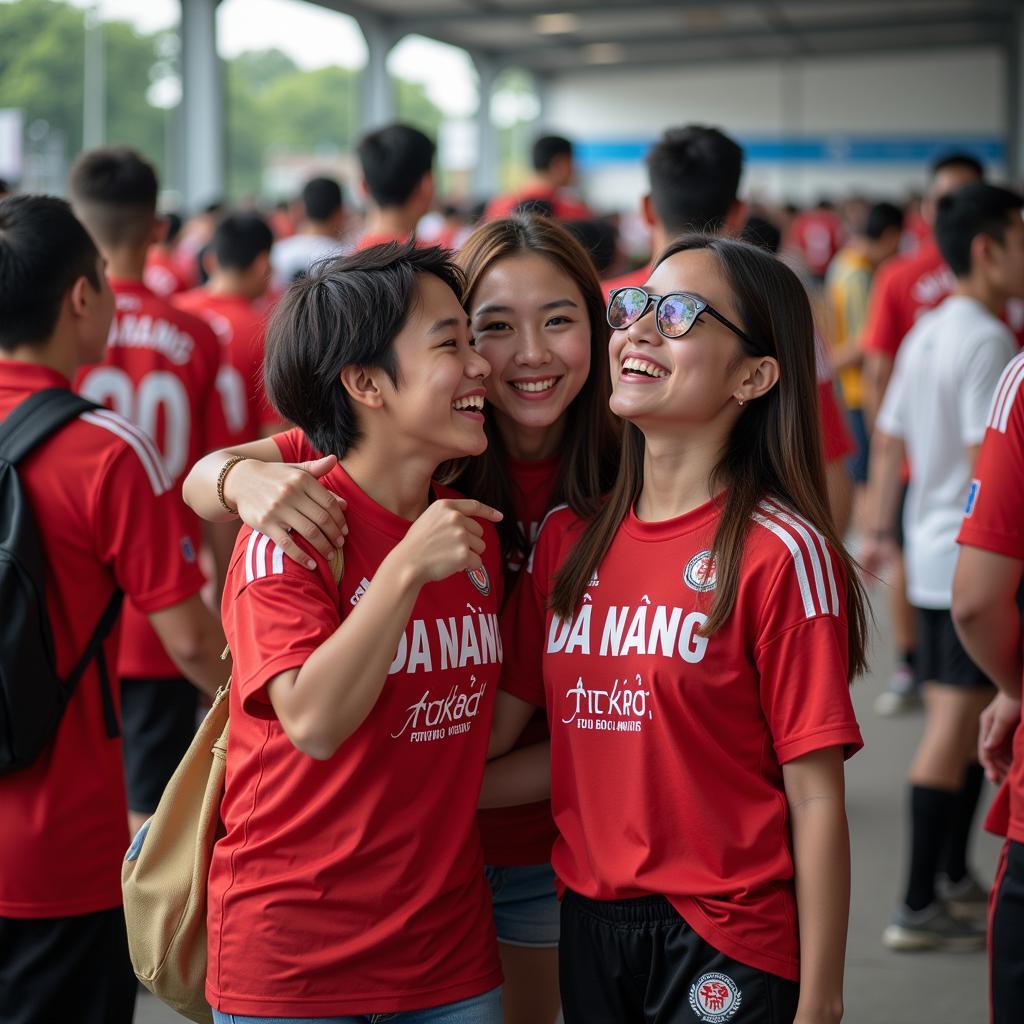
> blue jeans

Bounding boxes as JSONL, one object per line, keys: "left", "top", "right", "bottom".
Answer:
{"left": 485, "top": 862, "right": 560, "bottom": 948}
{"left": 211, "top": 986, "right": 502, "bottom": 1024}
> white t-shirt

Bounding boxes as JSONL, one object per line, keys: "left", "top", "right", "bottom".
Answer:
{"left": 270, "top": 233, "right": 348, "bottom": 289}
{"left": 878, "top": 295, "right": 1016, "bottom": 607}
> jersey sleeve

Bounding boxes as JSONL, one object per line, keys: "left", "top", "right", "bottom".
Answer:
{"left": 92, "top": 440, "right": 205, "bottom": 612}
{"left": 271, "top": 427, "right": 321, "bottom": 463}
{"left": 223, "top": 531, "right": 341, "bottom": 718}
{"left": 958, "top": 355, "right": 1024, "bottom": 558}
{"left": 499, "top": 523, "right": 559, "bottom": 708}
{"left": 751, "top": 516, "right": 862, "bottom": 764}
{"left": 860, "top": 260, "right": 903, "bottom": 357}
{"left": 958, "top": 331, "right": 1016, "bottom": 447}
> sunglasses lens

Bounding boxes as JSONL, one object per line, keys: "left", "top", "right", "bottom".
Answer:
{"left": 657, "top": 294, "right": 699, "bottom": 338}
{"left": 608, "top": 288, "right": 648, "bottom": 329}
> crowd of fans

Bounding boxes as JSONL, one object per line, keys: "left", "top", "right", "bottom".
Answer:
{"left": 0, "top": 119, "right": 1022, "bottom": 1024}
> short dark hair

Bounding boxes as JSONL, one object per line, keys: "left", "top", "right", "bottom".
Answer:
{"left": 357, "top": 124, "right": 435, "bottom": 208}
{"left": 935, "top": 182, "right": 1024, "bottom": 277}
{"left": 68, "top": 146, "right": 159, "bottom": 248}
{"left": 646, "top": 125, "right": 744, "bottom": 235}
{"left": 532, "top": 135, "right": 573, "bottom": 172}
{"left": 563, "top": 218, "right": 618, "bottom": 274}
{"left": 264, "top": 241, "right": 464, "bottom": 458}
{"left": 211, "top": 213, "right": 274, "bottom": 271}
{"left": 740, "top": 214, "right": 781, "bottom": 254}
{"left": 864, "top": 201, "right": 904, "bottom": 241}
{"left": 0, "top": 179, "right": 10, "bottom": 196}
{"left": 930, "top": 151, "right": 984, "bottom": 180}
{"left": 301, "top": 177, "right": 343, "bottom": 222}
{"left": 0, "top": 195, "right": 101, "bottom": 349}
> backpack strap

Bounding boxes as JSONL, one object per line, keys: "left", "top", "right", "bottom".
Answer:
{"left": 0, "top": 388, "right": 99, "bottom": 466}
{"left": 0, "top": 388, "right": 122, "bottom": 737}
{"left": 63, "top": 588, "right": 125, "bottom": 739}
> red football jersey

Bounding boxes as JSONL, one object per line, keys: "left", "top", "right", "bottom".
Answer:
{"left": 75, "top": 279, "right": 230, "bottom": 678}
{"left": 958, "top": 351, "right": 1024, "bottom": 842}
{"left": 485, "top": 187, "right": 592, "bottom": 223}
{"left": 144, "top": 248, "right": 191, "bottom": 298}
{"left": 174, "top": 288, "right": 280, "bottom": 443}
{"left": 0, "top": 362, "right": 205, "bottom": 917}
{"left": 786, "top": 209, "right": 844, "bottom": 278}
{"left": 478, "top": 454, "right": 561, "bottom": 866}
{"left": 503, "top": 500, "right": 862, "bottom": 981}
{"left": 208, "top": 464, "right": 503, "bottom": 1015}
{"left": 862, "top": 240, "right": 1024, "bottom": 358}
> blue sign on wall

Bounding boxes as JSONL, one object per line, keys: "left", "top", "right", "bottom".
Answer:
{"left": 576, "top": 136, "right": 1005, "bottom": 168}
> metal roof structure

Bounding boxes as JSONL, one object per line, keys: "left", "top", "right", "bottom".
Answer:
{"left": 315, "top": 0, "right": 1019, "bottom": 76}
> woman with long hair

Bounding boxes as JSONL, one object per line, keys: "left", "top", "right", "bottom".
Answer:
{"left": 487, "top": 234, "right": 867, "bottom": 1024}
{"left": 182, "top": 216, "right": 620, "bottom": 1024}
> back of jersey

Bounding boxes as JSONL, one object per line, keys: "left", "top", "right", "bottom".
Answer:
{"left": 75, "top": 278, "right": 229, "bottom": 679}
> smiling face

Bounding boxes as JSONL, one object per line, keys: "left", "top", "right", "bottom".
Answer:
{"left": 609, "top": 248, "right": 760, "bottom": 432}
{"left": 469, "top": 252, "right": 592, "bottom": 454}
{"left": 375, "top": 272, "right": 491, "bottom": 461}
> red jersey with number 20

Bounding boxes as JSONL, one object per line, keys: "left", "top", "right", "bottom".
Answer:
{"left": 958, "top": 351, "right": 1024, "bottom": 842}
{"left": 503, "top": 500, "right": 862, "bottom": 981}
{"left": 208, "top": 463, "right": 504, "bottom": 1016}
{"left": 75, "top": 279, "right": 230, "bottom": 677}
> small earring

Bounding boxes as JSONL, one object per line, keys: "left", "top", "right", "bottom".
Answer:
{"left": 737, "top": 398, "right": 745, "bottom": 406}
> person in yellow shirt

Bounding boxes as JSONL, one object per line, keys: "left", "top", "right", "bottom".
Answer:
{"left": 826, "top": 201, "right": 904, "bottom": 485}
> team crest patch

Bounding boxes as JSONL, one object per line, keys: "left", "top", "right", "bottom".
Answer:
{"left": 689, "top": 972, "right": 742, "bottom": 1023}
{"left": 684, "top": 550, "right": 717, "bottom": 592}
{"left": 466, "top": 565, "right": 491, "bottom": 596}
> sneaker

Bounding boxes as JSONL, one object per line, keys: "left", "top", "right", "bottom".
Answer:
{"left": 874, "top": 664, "right": 921, "bottom": 717}
{"left": 882, "top": 901, "right": 986, "bottom": 952}
{"left": 937, "top": 873, "right": 989, "bottom": 922}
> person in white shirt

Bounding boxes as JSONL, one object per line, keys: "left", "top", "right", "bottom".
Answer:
{"left": 864, "top": 181, "right": 1024, "bottom": 951}
{"left": 270, "top": 176, "right": 348, "bottom": 288}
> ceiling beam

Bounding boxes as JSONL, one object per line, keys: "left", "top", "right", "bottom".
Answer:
{"left": 497, "top": 32, "right": 1005, "bottom": 76}
{"left": 488, "top": 10, "right": 1009, "bottom": 66}
{"left": 389, "top": 0, "right": 1017, "bottom": 33}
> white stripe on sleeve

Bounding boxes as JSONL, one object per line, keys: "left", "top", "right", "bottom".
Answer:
{"left": 751, "top": 512, "right": 817, "bottom": 619}
{"left": 254, "top": 533, "right": 272, "bottom": 579}
{"left": 245, "top": 531, "right": 259, "bottom": 584}
{"left": 81, "top": 410, "right": 173, "bottom": 495}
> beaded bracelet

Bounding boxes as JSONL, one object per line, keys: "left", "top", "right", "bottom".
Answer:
{"left": 216, "top": 455, "right": 247, "bottom": 514}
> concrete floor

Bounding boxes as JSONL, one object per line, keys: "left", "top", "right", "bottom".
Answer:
{"left": 136, "top": 593, "right": 999, "bottom": 1024}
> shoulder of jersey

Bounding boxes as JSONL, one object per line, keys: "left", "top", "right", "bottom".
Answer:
{"left": 233, "top": 526, "right": 337, "bottom": 588}
{"left": 524, "top": 503, "right": 583, "bottom": 574}
{"left": 74, "top": 405, "right": 175, "bottom": 497}
{"left": 986, "top": 351, "right": 1024, "bottom": 435}
{"left": 155, "top": 295, "right": 219, "bottom": 349}
{"left": 749, "top": 500, "right": 841, "bottom": 620}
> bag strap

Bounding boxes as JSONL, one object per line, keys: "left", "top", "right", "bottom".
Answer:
{"left": 0, "top": 388, "right": 99, "bottom": 466}
{"left": 63, "top": 588, "right": 125, "bottom": 739}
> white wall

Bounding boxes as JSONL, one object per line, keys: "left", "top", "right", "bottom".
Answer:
{"left": 546, "top": 47, "right": 1007, "bottom": 211}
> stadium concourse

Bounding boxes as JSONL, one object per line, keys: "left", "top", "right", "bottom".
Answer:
{"left": 129, "top": 594, "right": 1001, "bottom": 1024}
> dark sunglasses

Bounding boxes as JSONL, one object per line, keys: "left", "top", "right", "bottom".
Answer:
{"left": 607, "top": 286, "right": 751, "bottom": 345}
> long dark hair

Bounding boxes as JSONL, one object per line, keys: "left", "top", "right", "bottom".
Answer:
{"left": 551, "top": 234, "right": 868, "bottom": 681}
{"left": 440, "top": 215, "right": 620, "bottom": 570}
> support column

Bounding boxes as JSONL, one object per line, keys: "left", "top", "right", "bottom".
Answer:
{"left": 82, "top": 4, "right": 105, "bottom": 150}
{"left": 533, "top": 71, "right": 552, "bottom": 128}
{"left": 180, "top": 0, "right": 225, "bottom": 208}
{"left": 360, "top": 18, "right": 398, "bottom": 133}
{"left": 473, "top": 55, "right": 499, "bottom": 197}
{"left": 1009, "top": 11, "right": 1023, "bottom": 182}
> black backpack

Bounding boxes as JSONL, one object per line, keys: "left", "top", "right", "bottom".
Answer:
{"left": 0, "top": 388, "right": 124, "bottom": 776}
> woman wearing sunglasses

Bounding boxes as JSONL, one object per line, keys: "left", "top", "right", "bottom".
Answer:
{"left": 487, "top": 234, "right": 867, "bottom": 1024}
{"left": 182, "top": 216, "right": 619, "bottom": 1024}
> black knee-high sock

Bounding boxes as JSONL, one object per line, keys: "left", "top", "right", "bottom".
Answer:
{"left": 905, "top": 785, "right": 957, "bottom": 911}
{"left": 941, "top": 762, "right": 986, "bottom": 884}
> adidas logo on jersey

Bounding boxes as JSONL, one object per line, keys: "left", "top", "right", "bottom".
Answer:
{"left": 587, "top": 570, "right": 600, "bottom": 588}
{"left": 350, "top": 577, "right": 372, "bottom": 606}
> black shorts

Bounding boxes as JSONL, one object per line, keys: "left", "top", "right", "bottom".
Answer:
{"left": 913, "top": 608, "right": 993, "bottom": 689}
{"left": 0, "top": 907, "right": 136, "bottom": 1024}
{"left": 121, "top": 675, "right": 198, "bottom": 813}
{"left": 559, "top": 891, "right": 799, "bottom": 1024}
{"left": 991, "top": 840, "right": 1024, "bottom": 1023}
